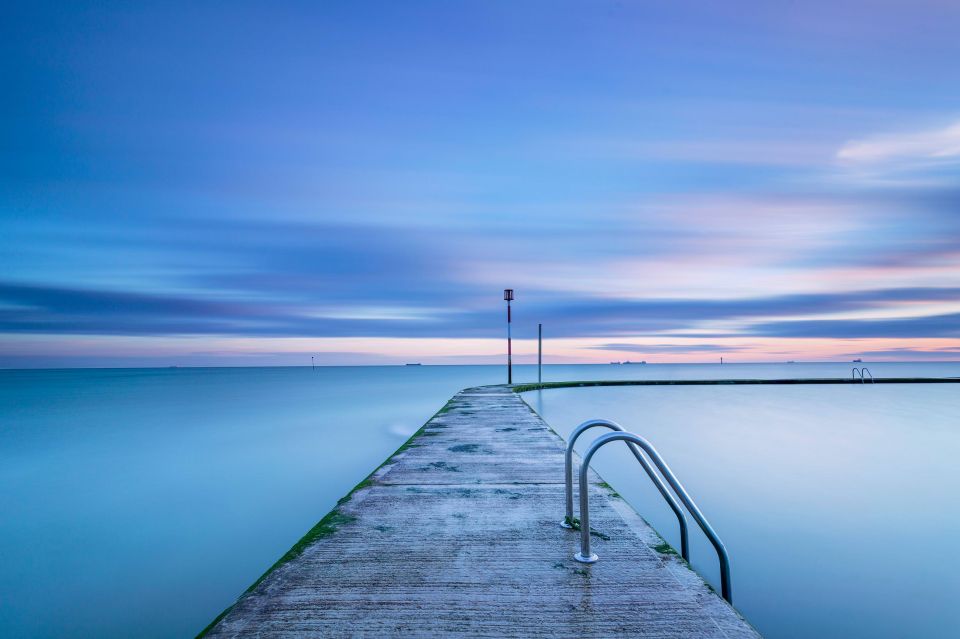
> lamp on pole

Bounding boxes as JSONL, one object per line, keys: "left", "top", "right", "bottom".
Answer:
{"left": 504, "top": 289, "right": 514, "bottom": 384}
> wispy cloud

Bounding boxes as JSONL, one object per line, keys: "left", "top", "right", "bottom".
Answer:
{"left": 592, "top": 343, "right": 748, "bottom": 354}
{"left": 5, "top": 2, "right": 960, "bottom": 366}
{"left": 751, "top": 313, "right": 960, "bottom": 339}
{"left": 845, "top": 347, "right": 960, "bottom": 360}
{"left": 4, "top": 280, "right": 958, "bottom": 340}
{"left": 836, "top": 120, "right": 960, "bottom": 166}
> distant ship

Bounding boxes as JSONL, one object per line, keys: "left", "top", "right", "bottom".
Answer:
{"left": 405, "top": 363, "right": 422, "bottom": 366}
{"left": 852, "top": 358, "right": 863, "bottom": 363}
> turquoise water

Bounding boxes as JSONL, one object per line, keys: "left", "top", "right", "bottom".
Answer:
{"left": 0, "top": 365, "right": 500, "bottom": 638}
{"left": 526, "top": 362, "right": 960, "bottom": 639}
{"left": 1, "top": 362, "right": 957, "bottom": 637}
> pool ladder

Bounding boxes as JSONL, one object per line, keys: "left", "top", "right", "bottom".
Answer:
{"left": 562, "top": 419, "right": 733, "bottom": 603}
{"left": 852, "top": 367, "right": 874, "bottom": 383}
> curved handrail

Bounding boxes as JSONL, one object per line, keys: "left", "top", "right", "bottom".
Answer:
{"left": 852, "top": 367, "right": 863, "bottom": 382}
{"left": 862, "top": 367, "right": 874, "bottom": 383}
{"left": 563, "top": 419, "right": 690, "bottom": 560}
{"left": 575, "top": 431, "right": 733, "bottom": 604}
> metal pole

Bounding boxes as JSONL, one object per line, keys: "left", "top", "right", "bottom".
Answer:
{"left": 311, "top": 356, "right": 315, "bottom": 371}
{"left": 503, "top": 289, "right": 514, "bottom": 385}
{"left": 538, "top": 323, "right": 542, "bottom": 383}
{"left": 507, "top": 299, "right": 512, "bottom": 384}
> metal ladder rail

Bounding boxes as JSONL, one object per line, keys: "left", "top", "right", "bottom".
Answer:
{"left": 862, "top": 367, "right": 874, "bottom": 383}
{"left": 852, "top": 367, "right": 863, "bottom": 382}
{"left": 852, "top": 367, "right": 874, "bottom": 383}
{"left": 562, "top": 419, "right": 690, "bottom": 561}
{"left": 574, "top": 430, "right": 733, "bottom": 604}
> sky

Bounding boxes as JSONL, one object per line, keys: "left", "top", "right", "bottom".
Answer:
{"left": 2, "top": 1, "right": 960, "bottom": 367}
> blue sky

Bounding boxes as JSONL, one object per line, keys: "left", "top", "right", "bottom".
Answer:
{"left": 2, "top": 1, "right": 960, "bottom": 366}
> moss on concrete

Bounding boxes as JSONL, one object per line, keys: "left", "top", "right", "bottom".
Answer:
{"left": 195, "top": 510, "right": 356, "bottom": 637}
{"left": 512, "top": 377, "right": 960, "bottom": 393}
{"left": 197, "top": 397, "right": 457, "bottom": 637}
{"left": 653, "top": 541, "right": 679, "bottom": 556}
{"left": 564, "top": 515, "right": 611, "bottom": 541}
{"left": 598, "top": 481, "right": 622, "bottom": 498}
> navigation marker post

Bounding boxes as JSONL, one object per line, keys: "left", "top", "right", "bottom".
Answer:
{"left": 504, "top": 289, "right": 514, "bottom": 384}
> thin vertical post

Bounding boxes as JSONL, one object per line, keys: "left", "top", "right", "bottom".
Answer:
{"left": 504, "top": 289, "right": 514, "bottom": 384}
{"left": 507, "top": 300, "right": 512, "bottom": 384}
{"left": 538, "top": 323, "right": 542, "bottom": 383}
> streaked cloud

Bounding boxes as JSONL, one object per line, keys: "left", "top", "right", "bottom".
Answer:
{"left": 837, "top": 121, "right": 960, "bottom": 165}
{"left": 846, "top": 347, "right": 960, "bottom": 360}
{"left": 751, "top": 313, "right": 960, "bottom": 339}
{"left": 4, "top": 280, "right": 959, "bottom": 342}
{"left": 3, "top": 2, "right": 960, "bottom": 366}
{"left": 592, "top": 343, "right": 749, "bottom": 354}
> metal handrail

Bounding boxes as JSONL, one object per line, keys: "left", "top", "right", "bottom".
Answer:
{"left": 862, "top": 367, "right": 873, "bottom": 383}
{"left": 562, "top": 419, "right": 690, "bottom": 560}
{"left": 574, "top": 430, "right": 733, "bottom": 603}
{"left": 852, "top": 367, "right": 874, "bottom": 383}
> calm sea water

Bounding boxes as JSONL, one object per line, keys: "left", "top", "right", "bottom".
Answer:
{"left": 526, "top": 362, "right": 960, "bottom": 639}
{"left": 1, "top": 362, "right": 957, "bottom": 637}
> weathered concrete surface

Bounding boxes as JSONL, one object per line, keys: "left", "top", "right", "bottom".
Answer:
{"left": 205, "top": 385, "right": 761, "bottom": 638}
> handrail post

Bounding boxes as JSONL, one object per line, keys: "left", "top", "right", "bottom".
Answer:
{"left": 574, "top": 431, "right": 733, "bottom": 604}
{"left": 563, "top": 420, "right": 621, "bottom": 528}
{"left": 575, "top": 446, "right": 598, "bottom": 563}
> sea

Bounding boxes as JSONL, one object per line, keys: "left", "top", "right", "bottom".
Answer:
{"left": 1, "top": 362, "right": 958, "bottom": 638}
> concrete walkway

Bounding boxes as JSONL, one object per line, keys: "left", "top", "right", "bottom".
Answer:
{"left": 204, "top": 385, "right": 761, "bottom": 638}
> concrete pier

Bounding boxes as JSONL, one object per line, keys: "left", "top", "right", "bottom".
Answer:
{"left": 203, "top": 385, "right": 761, "bottom": 638}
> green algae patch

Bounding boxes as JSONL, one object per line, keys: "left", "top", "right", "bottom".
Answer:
{"left": 512, "top": 378, "right": 960, "bottom": 393}
{"left": 269, "top": 512, "right": 356, "bottom": 568}
{"left": 564, "top": 515, "right": 611, "bottom": 541}
{"left": 195, "top": 509, "right": 357, "bottom": 637}
{"left": 598, "top": 481, "right": 622, "bottom": 498}
{"left": 197, "top": 395, "right": 458, "bottom": 637}
{"left": 653, "top": 541, "right": 679, "bottom": 556}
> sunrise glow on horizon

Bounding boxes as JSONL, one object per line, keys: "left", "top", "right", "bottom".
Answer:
{"left": 4, "top": 2, "right": 960, "bottom": 368}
